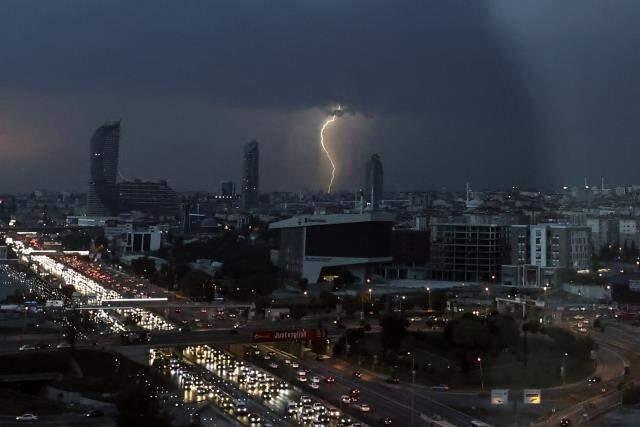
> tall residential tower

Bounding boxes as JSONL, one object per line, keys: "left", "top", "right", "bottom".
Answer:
{"left": 365, "top": 153, "right": 384, "bottom": 210}
{"left": 87, "top": 121, "right": 120, "bottom": 216}
{"left": 241, "top": 140, "right": 259, "bottom": 210}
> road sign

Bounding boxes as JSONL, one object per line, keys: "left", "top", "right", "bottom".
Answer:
{"left": 252, "top": 328, "right": 327, "bottom": 343}
{"left": 523, "top": 389, "right": 541, "bottom": 404}
{"left": 491, "top": 389, "right": 509, "bottom": 405}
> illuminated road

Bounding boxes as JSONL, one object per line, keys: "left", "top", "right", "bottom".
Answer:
{"left": 253, "top": 345, "right": 475, "bottom": 426}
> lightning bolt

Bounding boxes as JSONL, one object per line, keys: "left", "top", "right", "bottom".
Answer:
{"left": 320, "top": 115, "right": 338, "bottom": 193}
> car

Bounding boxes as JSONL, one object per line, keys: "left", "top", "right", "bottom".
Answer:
{"left": 286, "top": 402, "right": 298, "bottom": 415}
{"left": 587, "top": 376, "right": 601, "bottom": 384}
{"left": 268, "top": 362, "right": 279, "bottom": 369}
{"left": 324, "top": 376, "right": 336, "bottom": 384}
{"left": 248, "top": 413, "right": 262, "bottom": 424}
{"left": 85, "top": 410, "right": 104, "bottom": 418}
{"left": 56, "top": 342, "right": 70, "bottom": 349}
{"left": 300, "top": 395, "right": 312, "bottom": 405}
{"left": 16, "top": 414, "right": 38, "bottom": 422}
{"left": 352, "top": 371, "right": 362, "bottom": 378}
{"left": 291, "top": 361, "right": 300, "bottom": 368}
{"left": 383, "top": 416, "right": 393, "bottom": 425}
{"left": 341, "top": 395, "right": 351, "bottom": 403}
{"left": 313, "top": 402, "right": 326, "bottom": 412}
{"left": 357, "top": 403, "right": 371, "bottom": 412}
{"left": 431, "top": 384, "right": 450, "bottom": 391}
{"left": 236, "top": 404, "right": 248, "bottom": 415}
{"left": 19, "top": 345, "right": 36, "bottom": 352}
{"left": 560, "top": 417, "right": 571, "bottom": 427}
{"left": 312, "top": 376, "right": 321, "bottom": 383}
{"left": 386, "top": 376, "right": 400, "bottom": 384}
{"left": 311, "top": 382, "right": 320, "bottom": 389}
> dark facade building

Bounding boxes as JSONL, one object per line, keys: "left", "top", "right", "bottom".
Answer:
{"left": 392, "top": 229, "right": 430, "bottom": 266}
{"left": 364, "top": 153, "right": 384, "bottom": 209}
{"left": 88, "top": 121, "right": 120, "bottom": 216}
{"left": 270, "top": 213, "right": 394, "bottom": 284}
{"left": 220, "top": 181, "right": 236, "bottom": 196}
{"left": 117, "top": 179, "right": 179, "bottom": 217}
{"left": 241, "top": 141, "right": 259, "bottom": 210}
{"left": 430, "top": 223, "right": 510, "bottom": 282}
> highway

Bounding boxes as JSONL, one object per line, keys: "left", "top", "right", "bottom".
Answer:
{"left": 534, "top": 319, "right": 633, "bottom": 426}
{"left": 252, "top": 344, "right": 476, "bottom": 426}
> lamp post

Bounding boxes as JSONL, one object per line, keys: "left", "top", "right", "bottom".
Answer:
{"left": 478, "top": 357, "right": 484, "bottom": 391}
{"left": 562, "top": 352, "right": 568, "bottom": 385}
{"left": 400, "top": 295, "right": 406, "bottom": 312}
{"left": 368, "top": 288, "right": 373, "bottom": 312}
{"left": 304, "top": 291, "right": 308, "bottom": 311}
{"left": 408, "top": 351, "right": 416, "bottom": 426}
{"left": 426, "top": 287, "right": 431, "bottom": 312}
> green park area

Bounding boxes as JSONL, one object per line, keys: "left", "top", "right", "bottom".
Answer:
{"left": 335, "top": 312, "right": 595, "bottom": 389}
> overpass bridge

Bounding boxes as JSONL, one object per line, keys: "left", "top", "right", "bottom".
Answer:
{"left": 70, "top": 300, "right": 254, "bottom": 310}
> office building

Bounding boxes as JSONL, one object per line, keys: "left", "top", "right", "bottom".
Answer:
{"left": 585, "top": 217, "right": 619, "bottom": 254}
{"left": 430, "top": 223, "right": 510, "bottom": 282}
{"left": 510, "top": 224, "right": 592, "bottom": 270}
{"left": 104, "top": 223, "right": 163, "bottom": 254}
{"left": 87, "top": 121, "right": 120, "bottom": 216}
{"left": 270, "top": 213, "right": 394, "bottom": 284}
{"left": 364, "top": 154, "right": 384, "bottom": 209}
{"left": 117, "top": 179, "right": 179, "bottom": 217}
{"left": 241, "top": 141, "right": 259, "bottom": 210}
{"left": 503, "top": 224, "right": 592, "bottom": 287}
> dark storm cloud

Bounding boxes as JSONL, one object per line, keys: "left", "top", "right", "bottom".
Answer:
{"left": 0, "top": 1, "right": 639, "bottom": 191}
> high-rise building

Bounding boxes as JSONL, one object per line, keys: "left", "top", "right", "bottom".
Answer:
{"left": 364, "top": 154, "right": 384, "bottom": 210}
{"left": 87, "top": 121, "right": 120, "bottom": 216}
{"left": 220, "top": 181, "right": 236, "bottom": 196}
{"left": 117, "top": 179, "right": 179, "bottom": 217}
{"left": 241, "top": 141, "right": 259, "bottom": 210}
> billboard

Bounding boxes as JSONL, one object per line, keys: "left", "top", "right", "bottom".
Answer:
{"left": 523, "top": 389, "right": 541, "bottom": 404}
{"left": 252, "top": 328, "right": 328, "bottom": 343}
{"left": 491, "top": 389, "right": 509, "bottom": 405}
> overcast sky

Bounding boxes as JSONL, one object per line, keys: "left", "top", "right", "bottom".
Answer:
{"left": 1, "top": 1, "right": 639, "bottom": 193}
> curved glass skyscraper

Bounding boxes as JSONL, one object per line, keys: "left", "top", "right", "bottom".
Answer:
{"left": 87, "top": 121, "right": 120, "bottom": 216}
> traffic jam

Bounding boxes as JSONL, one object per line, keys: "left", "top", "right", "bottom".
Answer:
{"left": 149, "top": 344, "right": 371, "bottom": 426}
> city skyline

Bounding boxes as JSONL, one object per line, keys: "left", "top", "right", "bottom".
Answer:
{"left": 3, "top": 1, "right": 640, "bottom": 193}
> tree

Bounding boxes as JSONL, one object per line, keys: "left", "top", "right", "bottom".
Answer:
{"left": 117, "top": 381, "right": 172, "bottom": 427}
{"left": 64, "top": 310, "right": 82, "bottom": 353}
{"left": 380, "top": 314, "right": 409, "bottom": 359}
{"left": 593, "top": 318, "right": 605, "bottom": 331}
{"left": 179, "top": 269, "right": 214, "bottom": 299}
{"left": 622, "top": 383, "right": 640, "bottom": 405}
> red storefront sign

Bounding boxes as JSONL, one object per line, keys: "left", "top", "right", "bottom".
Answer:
{"left": 252, "top": 328, "right": 327, "bottom": 343}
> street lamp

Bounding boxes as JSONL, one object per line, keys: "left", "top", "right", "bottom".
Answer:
{"left": 562, "top": 352, "right": 568, "bottom": 385}
{"left": 478, "top": 357, "right": 484, "bottom": 391}
{"left": 400, "top": 295, "right": 406, "bottom": 312}
{"left": 426, "top": 287, "right": 431, "bottom": 312}
{"left": 368, "top": 288, "right": 373, "bottom": 311}
{"left": 304, "top": 291, "right": 308, "bottom": 311}
{"left": 408, "top": 351, "right": 416, "bottom": 426}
